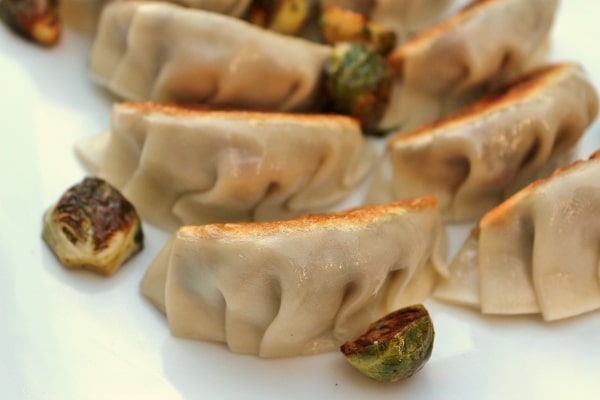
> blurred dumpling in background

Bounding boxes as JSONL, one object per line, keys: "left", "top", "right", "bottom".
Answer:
{"left": 89, "top": 1, "right": 330, "bottom": 111}
{"left": 379, "top": 0, "right": 559, "bottom": 133}
{"left": 370, "top": 0, "right": 468, "bottom": 44}
{"left": 61, "top": 0, "right": 252, "bottom": 32}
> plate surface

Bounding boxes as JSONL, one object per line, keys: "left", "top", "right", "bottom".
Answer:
{"left": 1, "top": 1, "right": 599, "bottom": 399}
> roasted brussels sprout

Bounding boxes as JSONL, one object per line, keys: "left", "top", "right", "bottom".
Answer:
{"left": 248, "top": 0, "right": 313, "bottom": 36}
{"left": 42, "top": 177, "right": 143, "bottom": 276}
{"left": 340, "top": 304, "right": 434, "bottom": 382}
{"left": 320, "top": 6, "right": 396, "bottom": 55}
{"left": 0, "top": 0, "right": 61, "bottom": 46}
{"left": 323, "top": 42, "right": 392, "bottom": 133}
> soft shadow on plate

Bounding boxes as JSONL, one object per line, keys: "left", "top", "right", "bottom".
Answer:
{"left": 160, "top": 336, "right": 433, "bottom": 400}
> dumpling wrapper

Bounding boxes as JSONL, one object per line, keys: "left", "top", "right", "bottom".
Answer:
{"left": 434, "top": 151, "right": 600, "bottom": 321}
{"left": 89, "top": 1, "right": 330, "bottom": 111}
{"left": 388, "top": 0, "right": 558, "bottom": 95}
{"left": 61, "top": 0, "right": 251, "bottom": 33}
{"left": 368, "top": 63, "right": 599, "bottom": 222}
{"left": 379, "top": 0, "right": 558, "bottom": 132}
{"left": 140, "top": 198, "right": 448, "bottom": 358}
{"left": 75, "top": 102, "right": 376, "bottom": 231}
{"left": 371, "top": 0, "right": 468, "bottom": 44}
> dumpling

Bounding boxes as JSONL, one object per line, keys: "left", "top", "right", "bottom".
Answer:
{"left": 370, "top": 0, "right": 467, "bottom": 44}
{"left": 62, "top": 0, "right": 251, "bottom": 33}
{"left": 75, "top": 102, "right": 376, "bottom": 231}
{"left": 367, "top": 63, "right": 599, "bottom": 222}
{"left": 140, "top": 199, "right": 448, "bottom": 358}
{"left": 89, "top": 1, "right": 330, "bottom": 111}
{"left": 388, "top": 0, "right": 558, "bottom": 95}
{"left": 434, "top": 151, "right": 600, "bottom": 321}
{"left": 379, "top": 0, "right": 559, "bottom": 131}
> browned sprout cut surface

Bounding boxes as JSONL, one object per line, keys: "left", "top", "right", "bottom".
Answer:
{"left": 341, "top": 304, "right": 434, "bottom": 382}
{"left": 42, "top": 177, "right": 143, "bottom": 276}
{"left": 0, "top": 0, "right": 61, "bottom": 46}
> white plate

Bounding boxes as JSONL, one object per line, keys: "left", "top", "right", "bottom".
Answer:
{"left": 1, "top": 2, "right": 600, "bottom": 399}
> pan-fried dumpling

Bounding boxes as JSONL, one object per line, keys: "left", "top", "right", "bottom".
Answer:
{"left": 368, "top": 63, "right": 599, "bottom": 222}
{"left": 434, "top": 151, "right": 600, "bottom": 321}
{"left": 388, "top": 0, "right": 558, "bottom": 95}
{"left": 89, "top": 1, "right": 330, "bottom": 111}
{"left": 75, "top": 102, "right": 376, "bottom": 231}
{"left": 62, "top": 0, "right": 252, "bottom": 33}
{"left": 140, "top": 199, "right": 448, "bottom": 357}
{"left": 380, "top": 0, "right": 558, "bottom": 131}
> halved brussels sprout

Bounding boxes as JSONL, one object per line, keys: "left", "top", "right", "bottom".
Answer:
{"left": 340, "top": 304, "right": 434, "bottom": 382}
{"left": 0, "top": 0, "right": 61, "bottom": 46}
{"left": 323, "top": 42, "right": 392, "bottom": 133}
{"left": 42, "top": 177, "right": 143, "bottom": 276}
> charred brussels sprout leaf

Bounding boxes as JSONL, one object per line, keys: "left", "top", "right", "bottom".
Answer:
{"left": 0, "top": 0, "right": 61, "bottom": 46}
{"left": 42, "top": 177, "right": 144, "bottom": 276}
{"left": 340, "top": 304, "right": 434, "bottom": 382}
{"left": 324, "top": 43, "right": 392, "bottom": 133}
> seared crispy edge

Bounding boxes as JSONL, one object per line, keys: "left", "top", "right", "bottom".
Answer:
{"left": 480, "top": 150, "right": 600, "bottom": 227}
{"left": 115, "top": 102, "right": 361, "bottom": 129}
{"left": 389, "top": 63, "right": 580, "bottom": 144}
{"left": 176, "top": 197, "right": 438, "bottom": 238}
{"left": 388, "top": 0, "right": 502, "bottom": 69}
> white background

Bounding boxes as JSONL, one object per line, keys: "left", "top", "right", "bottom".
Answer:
{"left": 1, "top": 1, "right": 599, "bottom": 399}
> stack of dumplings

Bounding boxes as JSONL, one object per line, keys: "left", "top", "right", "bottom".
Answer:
{"left": 71, "top": 0, "right": 600, "bottom": 357}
